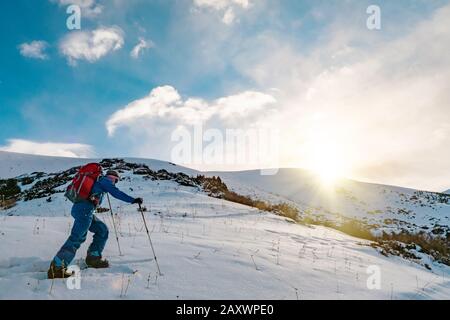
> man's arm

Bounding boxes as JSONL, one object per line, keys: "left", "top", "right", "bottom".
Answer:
{"left": 99, "top": 178, "right": 135, "bottom": 204}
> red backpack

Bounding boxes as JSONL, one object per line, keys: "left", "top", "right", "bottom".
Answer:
{"left": 65, "top": 163, "right": 103, "bottom": 203}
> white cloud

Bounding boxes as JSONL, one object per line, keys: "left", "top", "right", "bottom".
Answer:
{"left": 106, "top": 85, "right": 276, "bottom": 136}
{"left": 105, "top": 85, "right": 277, "bottom": 170}
{"left": 0, "top": 139, "right": 95, "bottom": 158}
{"left": 59, "top": 26, "right": 124, "bottom": 65}
{"left": 130, "top": 38, "right": 154, "bottom": 59}
{"left": 193, "top": 0, "right": 251, "bottom": 25}
{"left": 18, "top": 41, "right": 49, "bottom": 60}
{"left": 51, "top": 0, "right": 102, "bottom": 18}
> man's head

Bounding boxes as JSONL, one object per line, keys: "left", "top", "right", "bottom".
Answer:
{"left": 106, "top": 170, "right": 120, "bottom": 184}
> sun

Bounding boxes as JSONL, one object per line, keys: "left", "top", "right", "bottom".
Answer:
{"left": 312, "top": 158, "right": 343, "bottom": 186}
{"left": 308, "top": 144, "right": 348, "bottom": 186}
{"left": 316, "top": 163, "right": 341, "bottom": 185}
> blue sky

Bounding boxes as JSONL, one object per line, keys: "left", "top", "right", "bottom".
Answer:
{"left": 1, "top": 0, "right": 449, "bottom": 191}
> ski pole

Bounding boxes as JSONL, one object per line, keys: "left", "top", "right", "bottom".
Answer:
{"left": 107, "top": 193, "right": 123, "bottom": 256}
{"left": 139, "top": 203, "right": 162, "bottom": 276}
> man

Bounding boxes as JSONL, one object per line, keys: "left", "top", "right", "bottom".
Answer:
{"left": 48, "top": 170, "right": 143, "bottom": 279}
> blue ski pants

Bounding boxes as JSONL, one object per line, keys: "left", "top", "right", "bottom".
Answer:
{"left": 53, "top": 202, "right": 109, "bottom": 267}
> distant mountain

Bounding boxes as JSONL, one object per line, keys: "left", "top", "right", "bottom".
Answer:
{"left": 213, "top": 169, "right": 450, "bottom": 239}
{"left": 444, "top": 189, "right": 450, "bottom": 195}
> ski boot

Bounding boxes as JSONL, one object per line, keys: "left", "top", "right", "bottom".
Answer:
{"left": 47, "top": 261, "right": 73, "bottom": 279}
{"left": 85, "top": 255, "right": 109, "bottom": 269}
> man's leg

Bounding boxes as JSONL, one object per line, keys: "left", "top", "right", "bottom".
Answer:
{"left": 53, "top": 207, "right": 93, "bottom": 267}
{"left": 87, "top": 215, "right": 109, "bottom": 258}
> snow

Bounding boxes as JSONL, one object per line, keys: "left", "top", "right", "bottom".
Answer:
{"left": 0, "top": 152, "right": 449, "bottom": 299}
{"left": 0, "top": 151, "right": 198, "bottom": 179}
{"left": 210, "top": 169, "right": 450, "bottom": 236}
{"left": 0, "top": 151, "right": 92, "bottom": 179}
{"left": 1, "top": 192, "right": 449, "bottom": 299}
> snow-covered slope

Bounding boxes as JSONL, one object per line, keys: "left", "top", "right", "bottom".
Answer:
{"left": 444, "top": 189, "right": 450, "bottom": 195}
{"left": 211, "top": 169, "right": 450, "bottom": 238}
{"left": 0, "top": 151, "right": 92, "bottom": 179}
{"left": 0, "top": 151, "right": 198, "bottom": 179}
{"left": 0, "top": 152, "right": 449, "bottom": 299}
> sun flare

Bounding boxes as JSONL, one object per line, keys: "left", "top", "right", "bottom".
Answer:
{"left": 307, "top": 143, "right": 349, "bottom": 186}
{"left": 316, "top": 164, "right": 341, "bottom": 185}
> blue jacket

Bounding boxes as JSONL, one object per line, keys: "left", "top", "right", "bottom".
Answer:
{"left": 89, "top": 176, "right": 135, "bottom": 206}
{"left": 71, "top": 177, "right": 135, "bottom": 216}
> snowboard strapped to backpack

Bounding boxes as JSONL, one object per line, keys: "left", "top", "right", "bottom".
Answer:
{"left": 65, "top": 163, "right": 103, "bottom": 203}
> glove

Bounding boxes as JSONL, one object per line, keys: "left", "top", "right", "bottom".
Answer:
{"left": 132, "top": 197, "right": 143, "bottom": 205}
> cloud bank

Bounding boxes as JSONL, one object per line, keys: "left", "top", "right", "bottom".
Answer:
{"left": 106, "top": 85, "right": 276, "bottom": 136}
{"left": 105, "top": 3, "right": 450, "bottom": 191}
{"left": 105, "top": 86, "right": 277, "bottom": 168}
{"left": 229, "top": 3, "right": 450, "bottom": 191}
{"left": 0, "top": 139, "right": 95, "bottom": 158}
